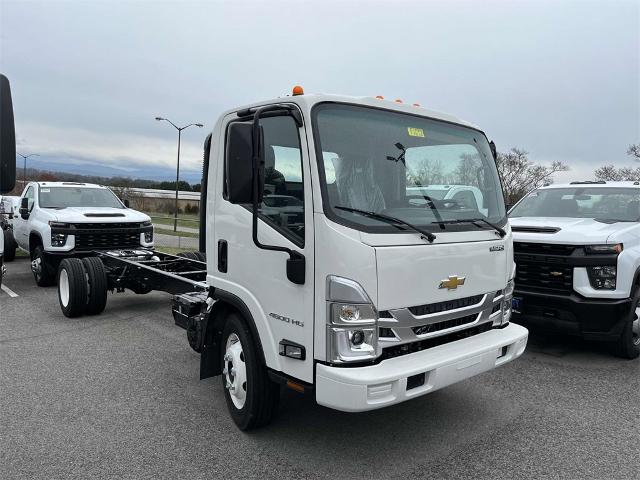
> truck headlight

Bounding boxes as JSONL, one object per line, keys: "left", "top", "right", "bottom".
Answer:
{"left": 587, "top": 266, "right": 617, "bottom": 290}
{"left": 49, "top": 222, "right": 69, "bottom": 247}
{"left": 501, "top": 278, "right": 515, "bottom": 326}
{"left": 326, "top": 276, "right": 378, "bottom": 364}
{"left": 585, "top": 244, "right": 623, "bottom": 254}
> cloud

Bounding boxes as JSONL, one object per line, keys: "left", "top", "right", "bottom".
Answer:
{"left": 16, "top": 122, "right": 204, "bottom": 172}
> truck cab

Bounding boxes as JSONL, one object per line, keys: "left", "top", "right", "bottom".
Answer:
{"left": 509, "top": 181, "right": 640, "bottom": 358}
{"left": 11, "top": 181, "right": 154, "bottom": 286}
{"left": 198, "top": 91, "right": 528, "bottom": 428}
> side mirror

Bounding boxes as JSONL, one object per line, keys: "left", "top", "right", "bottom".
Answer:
{"left": 0, "top": 74, "right": 16, "bottom": 194}
{"left": 123, "top": 199, "right": 130, "bottom": 208}
{"left": 226, "top": 122, "right": 264, "bottom": 204}
{"left": 489, "top": 141, "right": 497, "bottom": 161}
{"left": 19, "top": 196, "right": 29, "bottom": 219}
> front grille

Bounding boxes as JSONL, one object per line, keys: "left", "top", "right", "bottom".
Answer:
{"left": 515, "top": 261, "right": 573, "bottom": 294}
{"left": 412, "top": 313, "right": 478, "bottom": 336}
{"left": 514, "top": 242, "right": 577, "bottom": 256}
{"left": 380, "top": 323, "right": 494, "bottom": 361}
{"left": 72, "top": 223, "right": 142, "bottom": 249}
{"left": 408, "top": 294, "right": 483, "bottom": 316}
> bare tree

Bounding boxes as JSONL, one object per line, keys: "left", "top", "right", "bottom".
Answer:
{"left": 594, "top": 164, "right": 640, "bottom": 181}
{"left": 408, "top": 157, "right": 448, "bottom": 186}
{"left": 627, "top": 143, "right": 640, "bottom": 160}
{"left": 496, "top": 148, "right": 569, "bottom": 205}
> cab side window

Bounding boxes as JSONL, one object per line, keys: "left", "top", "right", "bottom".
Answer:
{"left": 24, "top": 186, "right": 35, "bottom": 211}
{"left": 226, "top": 115, "right": 305, "bottom": 245}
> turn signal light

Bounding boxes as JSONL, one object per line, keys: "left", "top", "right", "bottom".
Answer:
{"left": 292, "top": 85, "right": 304, "bottom": 96}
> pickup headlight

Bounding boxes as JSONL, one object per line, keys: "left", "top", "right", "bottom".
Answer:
{"left": 142, "top": 221, "right": 154, "bottom": 243}
{"left": 587, "top": 266, "right": 617, "bottom": 290}
{"left": 585, "top": 244, "right": 623, "bottom": 254}
{"left": 326, "top": 276, "right": 378, "bottom": 364}
{"left": 49, "top": 222, "right": 69, "bottom": 247}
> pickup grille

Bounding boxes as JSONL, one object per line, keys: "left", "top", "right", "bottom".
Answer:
{"left": 514, "top": 242, "right": 577, "bottom": 256}
{"left": 408, "top": 294, "right": 483, "bottom": 316}
{"left": 72, "top": 223, "right": 143, "bottom": 250}
{"left": 514, "top": 242, "right": 575, "bottom": 294}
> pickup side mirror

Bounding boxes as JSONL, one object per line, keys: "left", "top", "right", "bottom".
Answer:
{"left": 0, "top": 74, "right": 16, "bottom": 194}
{"left": 226, "top": 122, "right": 264, "bottom": 204}
{"left": 123, "top": 199, "right": 130, "bottom": 208}
{"left": 19, "top": 196, "right": 29, "bottom": 219}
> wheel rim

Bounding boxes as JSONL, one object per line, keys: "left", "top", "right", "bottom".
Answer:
{"left": 59, "top": 269, "right": 70, "bottom": 307}
{"left": 633, "top": 305, "right": 640, "bottom": 347}
{"left": 223, "top": 333, "right": 247, "bottom": 409}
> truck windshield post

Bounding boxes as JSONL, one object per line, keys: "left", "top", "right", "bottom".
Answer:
{"left": 250, "top": 105, "right": 305, "bottom": 285}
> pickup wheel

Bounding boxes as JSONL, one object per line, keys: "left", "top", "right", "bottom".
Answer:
{"left": 57, "top": 258, "right": 88, "bottom": 318}
{"left": 221, "top": 313, "right": 279, "bottom": 430}
{"left": 615, "top": 295, "right": 640, "bottom": 359}
{"left": 3, "top": 229, "right": 16, "bottom": 262}
{"left": 82, "top": 257, "right": 108, "bottom": 315}
{"left": 32, "top": 245, "right": 56, "bottom": 287}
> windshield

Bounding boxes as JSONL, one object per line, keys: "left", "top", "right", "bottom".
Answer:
{"left": 509, "top": 187, "right": 640, "bottom": 221}
{"left": 313, "top": 104, "right": 506, "bottom": 233}
{"left": 39, "top": 186, "right": 124, "bottom": 209}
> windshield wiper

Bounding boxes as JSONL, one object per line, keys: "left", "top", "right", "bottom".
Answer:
{"left": 435, "top": 218, "right": 506, "bottom": 237}
{"left": 335, "top": 206, "right": 436, "bottom": 242}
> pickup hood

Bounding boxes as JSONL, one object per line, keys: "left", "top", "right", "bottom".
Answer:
{"left": 375, "top": 239, "right": 509, "bottom": 310}
{"left": 509, "top": 217, "right": 635, "bottom": 244}
{"left": 46, "top": 207, "right": 150, "bottom": 224}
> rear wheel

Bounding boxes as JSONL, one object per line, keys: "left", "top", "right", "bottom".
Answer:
{"left": 221, "top": 313, "right": 279, "bottom": 430}
{"left": 82, "top": 257, "right": 108, "bottom": 315}
{"left": 58, "top": 258, "right": 88, "bottom": 318}
{"left": 32, "top": 245, "right": 55, "bottom": 287}
{"left": 3, "top": 229, "right": 16, "bottom": 262}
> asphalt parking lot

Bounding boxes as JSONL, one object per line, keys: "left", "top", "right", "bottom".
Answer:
{"left": 1, "top": 257, "right": 638, "bottom": 480}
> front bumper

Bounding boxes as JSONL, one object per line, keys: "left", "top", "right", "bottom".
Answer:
{"left": 512, "top": 289, "right": 632, "bottom": 341}
{"left": 315, "top": 323, "right": 528, "bottom": 412}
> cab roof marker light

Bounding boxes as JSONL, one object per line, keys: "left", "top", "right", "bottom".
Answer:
{"left": 395, "top": 99, "right": 403, "bottom": 103}
{"left": 412, "top": 103, "right": 421, "bottom": 107}
{"left": 292, "top": 85, "right": 304, "bottom": 96}
{"left": 375, "top": 95, "right": 384, "bottom": 100}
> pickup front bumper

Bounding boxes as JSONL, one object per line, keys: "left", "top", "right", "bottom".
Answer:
{"left": 512, "top": 289, "right": 633, "bottom": 341}
{"left": 315, "top": 323, "right": 528, "bottom": 412}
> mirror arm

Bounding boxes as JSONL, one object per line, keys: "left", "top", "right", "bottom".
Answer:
{"left": 250, "top": 106, "right": 305, "bottom": 285}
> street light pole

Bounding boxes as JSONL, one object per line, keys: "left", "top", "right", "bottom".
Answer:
{"left": 16, "top": 153, "right": 39, "bottom": 187}
{"left": 155, "top": 117, "right": 203, "bottom": 232}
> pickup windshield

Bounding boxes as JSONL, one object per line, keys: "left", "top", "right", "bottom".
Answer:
{"left": 509, "top": 187, "right": 640, "bottom": 221}
{"left": 39, "top": 186, "right": 124, "bottom": 209}
{"left": 312, "top": 104, "right": 506, "bottom": 233}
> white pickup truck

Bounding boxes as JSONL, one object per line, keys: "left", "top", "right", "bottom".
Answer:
{"left": 10, "top": 181, "right": 154, "bottom": 286}
{"left": 509, "top": 181, "right": 640, "bottom": 358}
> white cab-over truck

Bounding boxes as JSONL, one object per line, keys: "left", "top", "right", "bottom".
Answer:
{"left": 9, "top": 182, "right": 153, "bottom": 286}
{"left": 509, "top": 181, "right": 640, "bottom": 358}
{"left": 56, "top": 90, "right": 528, "bottom": 429}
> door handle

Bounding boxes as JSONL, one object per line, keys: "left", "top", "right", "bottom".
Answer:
{"left": 218, "top": 240, "right": 228, "bottom": 273}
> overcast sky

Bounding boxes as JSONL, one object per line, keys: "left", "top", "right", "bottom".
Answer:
{"left": 1, "top": 0, "right": 638, "bottom": 182}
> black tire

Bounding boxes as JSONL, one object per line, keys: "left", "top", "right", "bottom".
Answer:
{"left": 32, "top": 244, "right": 56, "bottom": 287}
{"left": 130, "top": 285, "right": 153, "bottom": 295}
{"left": 82, "top": 257, "right": 108, "bottom": 315}
{"left": 57, "top": 258, "right": 88, "bottom": 318}
{"left": 177, "top": 251, "right": 198, "bottom": 261}
{"left": 193, "top": 251, "right": 206, "bottom": 263}
{"left": 221, "top": 313, "right": 279, "bottom": 430}
{"left": 3, "top": 229, "right": 16, "bottom": 262}
{"left": 615, "top": 293, "right": 640, "bottom": 359}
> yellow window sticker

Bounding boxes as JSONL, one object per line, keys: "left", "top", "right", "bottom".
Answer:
{"left": 407, "top": 127, "right": 425, "bottom": 138}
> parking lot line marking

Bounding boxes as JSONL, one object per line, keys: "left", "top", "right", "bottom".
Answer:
{"left": 1, "top": 284, "right": 19, "bottom": 297}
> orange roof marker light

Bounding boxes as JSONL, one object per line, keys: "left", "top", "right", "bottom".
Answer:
{"left": 375, "top": 95, "right": 384, "bottom": 100}
{"left": 413, "top": 103, "right": 421, "bottom": 107}
{"left": 395, "top": 99, "right": 403, "bottom": 103}
{"left": 292, "top": 85, "right": 304, "bottom": 96}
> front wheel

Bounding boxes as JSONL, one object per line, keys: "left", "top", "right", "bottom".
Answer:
{"left": 615, "top": 295, "right": 640, "bottom": 359}
{"left": 57, "top": 258, "right": 88, "bottom": 318}
{"left": 32, "top": 245, "right": 56, "bottom": 287}
{"left": 3, "top": 229, "right": 16, "bottom": 262}
{"left": 221, "top": 313, "right": 279, "bottom": 430}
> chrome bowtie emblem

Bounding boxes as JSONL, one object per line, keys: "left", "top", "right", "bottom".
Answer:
{"left": 439, "top": 275, "right": 466, "bottom": 290}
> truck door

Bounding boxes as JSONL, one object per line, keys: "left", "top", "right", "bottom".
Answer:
{"left": 212, "top": 111, "right": 315, "bottom": 383}
{"left": 13, "top": 184, "right": 35, "bottom": 250}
